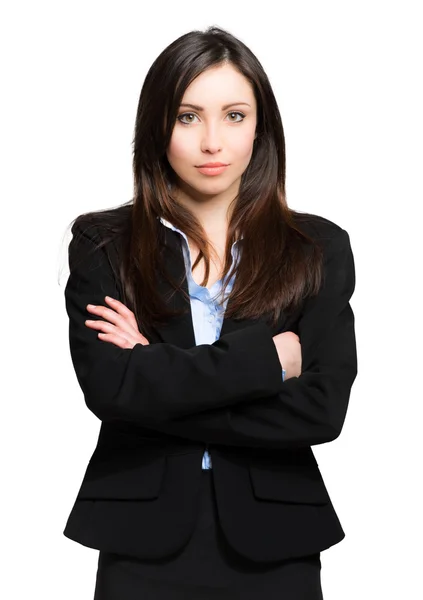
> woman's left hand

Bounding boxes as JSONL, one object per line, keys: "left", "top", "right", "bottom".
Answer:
{"left": 85, "top": 296, "right": 150, "bottom": 349}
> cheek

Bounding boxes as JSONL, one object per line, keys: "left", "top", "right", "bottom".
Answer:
{"left": 241, "top": 138, "right": 255, "bottom": 158}
{"left": 229, "top": 120, "right": 257, "bottom": 159}
{"left": 233, "top": 133, "right": 256, "bottom": 163}
{"left": 167, "top": 133, "right": 191, "bottom": 165}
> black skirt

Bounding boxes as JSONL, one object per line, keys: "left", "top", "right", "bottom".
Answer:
{"left": 93, "top": 470, "right": 323, "bottom": 599}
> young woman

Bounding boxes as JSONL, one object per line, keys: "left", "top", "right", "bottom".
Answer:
{"left": 63, "top": 26, "right": 357, "bottom": 599}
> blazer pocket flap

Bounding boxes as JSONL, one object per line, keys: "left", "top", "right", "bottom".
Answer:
{"left": 77, "top": 453, "right": 165, "bottom": 500}
{"left": 249, "top": 463, "right": 331, "bottom": 505}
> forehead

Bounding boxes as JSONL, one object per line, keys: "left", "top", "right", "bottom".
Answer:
{"left": 182, "top": 64, "right": 255, "bottom": 106}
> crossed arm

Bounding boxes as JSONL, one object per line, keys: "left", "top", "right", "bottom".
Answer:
{"left": 65, "top": 223, "right": 357, "bottom": 450}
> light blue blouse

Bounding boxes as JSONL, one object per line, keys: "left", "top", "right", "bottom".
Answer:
{"left": 159, "top": 217, "right": 285, "bottom": 469}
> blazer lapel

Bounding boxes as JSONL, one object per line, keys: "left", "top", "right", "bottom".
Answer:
{"left": 152, "top": 223, "right": 286, "bottom": 348}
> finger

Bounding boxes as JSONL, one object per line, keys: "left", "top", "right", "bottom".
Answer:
{"left": 85, "top": 319, "right": 130, "bottom": 337}
{"left": 86, "top": 304, "right": 134, "bottom": 334}
{"left": 104, "top": 296, "right": 139, "bottom": 328}
{"left": 85, "top": 319, "right": 115, "bottom": 332}
{"left": 97, "top": 332, "right": 133, "bottom": 349}
{"left": 86, "top": 303, "right": 149, "bottom": 345}
{"left": 86, "top": 300, "right": 140, "bottom": 336}
{"left": 85, "top": 319, "right": 147, "bottom": 347}
{"left": 85, "top": 319, "right": 127, "bottom": 339}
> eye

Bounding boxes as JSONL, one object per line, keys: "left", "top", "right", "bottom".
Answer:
{"left": 226, "top": 111, "right": 245, "bottom": 123}
{"left": 176, "top": 111, "right": 246, "bottom": 125}
{"left": 177, "top": 113, "right": 199, "bottom": 125}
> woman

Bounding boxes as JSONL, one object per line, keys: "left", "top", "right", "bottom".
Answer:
{"left": 63, "top": 26, "right": 357, "bottom": 599}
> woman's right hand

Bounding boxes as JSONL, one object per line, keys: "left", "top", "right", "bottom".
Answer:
{"left": 272, "top": 331, "right": 302, "bottom": 380}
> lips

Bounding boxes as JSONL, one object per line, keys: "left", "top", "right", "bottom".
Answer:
{"left": 196, "top": 164, "right": 229, "bottom": 176}
{"left": 197, "top": 162, "right": 229, "bottom": 167}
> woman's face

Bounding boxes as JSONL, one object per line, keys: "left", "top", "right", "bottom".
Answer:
{"left": 166, "top": 63, "right": 257, "bottom": 200}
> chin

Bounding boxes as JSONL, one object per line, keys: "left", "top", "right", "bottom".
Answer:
{"left": 182, "top": 177, "right": 226, "bottom": 195}
{"left": 197, "top": 183, "right": 231, "bottom": 196}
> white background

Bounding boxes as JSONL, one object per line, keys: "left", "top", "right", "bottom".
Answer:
{"left": 1, "top": 1, "right": 422, "bottom": 598}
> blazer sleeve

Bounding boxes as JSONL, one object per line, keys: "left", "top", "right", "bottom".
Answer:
{"left": 64, "top": 223, "right": 283, "bottom": 423}
{"left": 136, "top": 227, "right": 358, "bottom": 449}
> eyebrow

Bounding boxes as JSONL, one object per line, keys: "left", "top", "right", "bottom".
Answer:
{"left": 179, "top": 102, "right": 251, "bottom": 111}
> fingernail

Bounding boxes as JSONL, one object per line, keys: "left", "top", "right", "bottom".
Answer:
{"left": 105, "top": 296, "right": 114, "bottom": 301}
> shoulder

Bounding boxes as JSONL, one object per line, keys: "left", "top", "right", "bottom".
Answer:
{"left": 67, "top": 204, "right": 132, "bottom": 274}
{"left": 70, "top": 203, "right": 133, "bottom": 243}
{"left": 289, "top": 209, "right": 352, "bottom": 259}
{"left": 290, "top": 209, "right": 348, "bottom": 241}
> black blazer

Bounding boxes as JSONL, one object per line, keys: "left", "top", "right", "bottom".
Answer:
{"left": 62, "top": 208, "right": 357, "bottom": 563}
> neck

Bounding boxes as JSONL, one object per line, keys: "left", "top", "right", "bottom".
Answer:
{"left": 170, "top": 179, "right": 239, "bottom": 236}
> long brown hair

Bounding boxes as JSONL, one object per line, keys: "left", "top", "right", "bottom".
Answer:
{"left": 68, "top": 26, "right": 324, "bottom": 335}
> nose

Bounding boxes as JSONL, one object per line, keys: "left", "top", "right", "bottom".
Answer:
{"left": 200, "top": 123, "right": 222, "bottom": 154}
